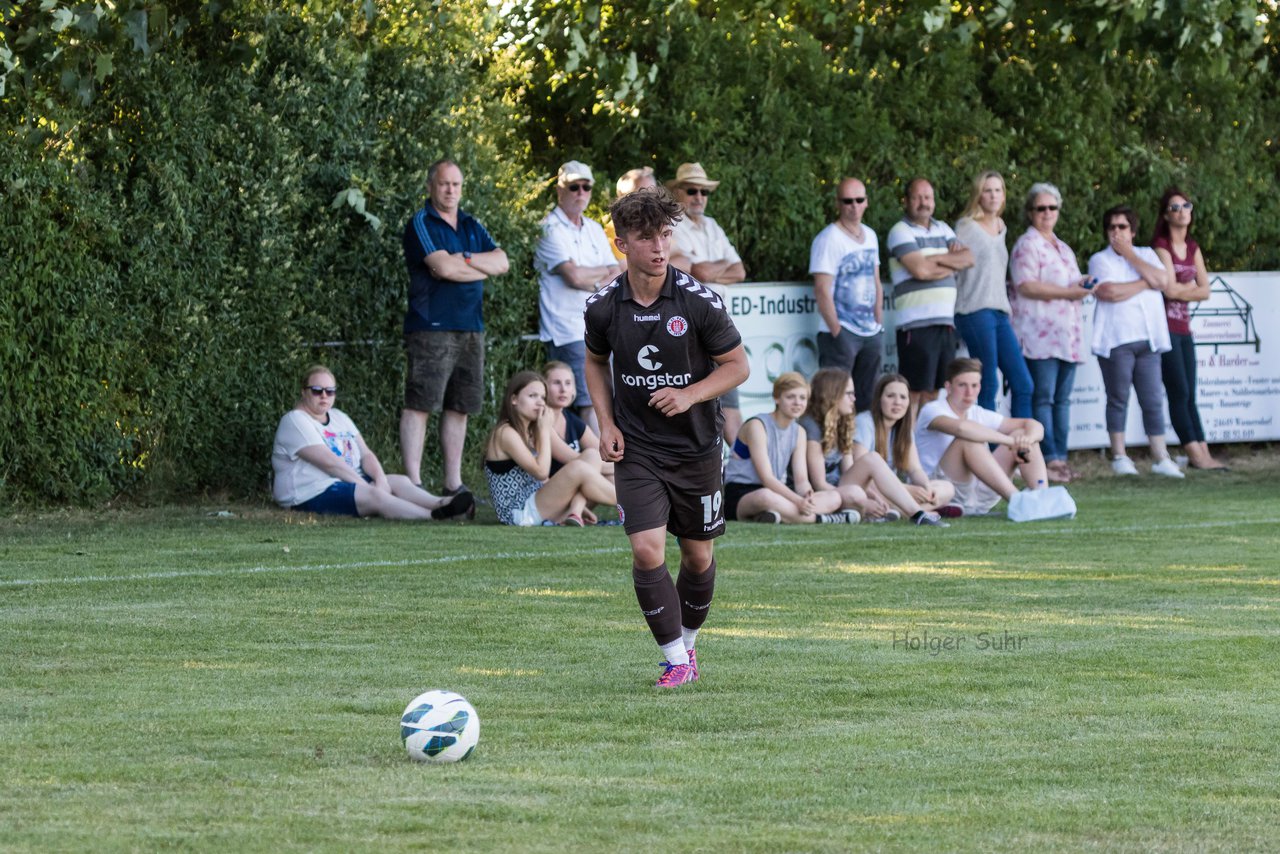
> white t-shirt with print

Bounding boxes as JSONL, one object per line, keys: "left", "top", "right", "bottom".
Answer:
{"left": 271, "top": 408, "right": 363, "bottom": 507}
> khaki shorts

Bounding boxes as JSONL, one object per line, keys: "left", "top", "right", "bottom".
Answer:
{"left": 404, "top": 331, "right": 484, "bottom": 414}
{"left": 939, "top": 472, "right": 1003, "bottom": 516}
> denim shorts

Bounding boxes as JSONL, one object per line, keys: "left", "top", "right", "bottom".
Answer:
{"left": 294, "top": 481, "right": 359, "bottom": 516}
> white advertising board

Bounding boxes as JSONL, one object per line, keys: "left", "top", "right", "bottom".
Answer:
{"left": 727, "top": 272, "right": 1278, "bottom": 449}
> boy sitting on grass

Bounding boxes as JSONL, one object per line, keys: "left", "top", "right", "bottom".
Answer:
{"left": 915, "top": 357, "right": 1050, "bottom": 515}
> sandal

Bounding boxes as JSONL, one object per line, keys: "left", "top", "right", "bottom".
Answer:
{"left": 563, "top": 514, "right": 585, "bottom": 527}
{"left": 1046, "top": 461, "right": 1073, "bottom": 484}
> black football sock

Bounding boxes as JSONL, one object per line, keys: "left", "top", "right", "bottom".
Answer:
{"left": 632, "top": 562, "right": 682, "bottom": 646}
{"left": 676, "top": 559, "right": 716, "bottom": 632}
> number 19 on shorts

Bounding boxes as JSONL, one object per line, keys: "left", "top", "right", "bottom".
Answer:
{"left": 700, "top": 491, "right": 723, "bottom": 527}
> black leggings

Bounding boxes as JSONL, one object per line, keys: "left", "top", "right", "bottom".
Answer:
{"left": 1162, "top": 332, "right": 1205, "bottom": 444}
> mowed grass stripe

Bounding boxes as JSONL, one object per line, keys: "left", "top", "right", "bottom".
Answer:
{"left": 3, "top": 514, "right": 1277, "bottom": 589}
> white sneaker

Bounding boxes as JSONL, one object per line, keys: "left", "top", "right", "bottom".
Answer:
{"left": 1151, "top": 457, "right": 1186, "bottom": 479}
{"left": 1111, "top": 456, "right": 1139, "bottom": 476}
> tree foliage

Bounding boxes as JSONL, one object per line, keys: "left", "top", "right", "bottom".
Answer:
{"left": 2, "top": 0, "right": 1277, "bottom": 502}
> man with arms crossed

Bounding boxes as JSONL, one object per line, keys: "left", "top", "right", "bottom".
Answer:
{"left": 887, "top": 177, "right": 974, "bottom": 412}
{"left": 400, "top": 159, "right": 509, "bottom": 507}
{"left": 584, "top": 188, "right": 750, "bottom": 688}
{"left": 667, "top": 161, "right": 748, "bottom": 445}
{"left": 535, "top": 160, "right": 621, "bottom": 432}
{"left": 915, "top": 357, "right": 1049, "bottom": 516}
{"left": 811, "top": 177, "right": 884, "bottom": 413}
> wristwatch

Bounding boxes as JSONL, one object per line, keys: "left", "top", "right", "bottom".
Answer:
{"left": 463, "top": 251, "right": 473, "bottom": 264}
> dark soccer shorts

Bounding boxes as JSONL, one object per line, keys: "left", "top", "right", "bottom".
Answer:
{"left": 615, "top": 447, "right": 726, "bottom": 541}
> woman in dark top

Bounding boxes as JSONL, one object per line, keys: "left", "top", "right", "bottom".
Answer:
{"left": 1151, "top": 187, "right": 1227, "bottom": 470}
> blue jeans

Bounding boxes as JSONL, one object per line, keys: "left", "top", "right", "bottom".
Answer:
{"left": 954, "top": 309, "right": 1033, "bottom": 417}
{"left": 1026, "top": 358, "right": 1078, "bottom": 462}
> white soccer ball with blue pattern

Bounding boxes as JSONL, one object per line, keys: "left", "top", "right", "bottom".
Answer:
{"left": 400, "top": 690, "right": 480, "bottom": 763}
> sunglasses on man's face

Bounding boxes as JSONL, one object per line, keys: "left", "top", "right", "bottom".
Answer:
{"left": 684, "top": 187, "right": 713, "bottom": 197}
{"left": 564, "top": 183, "right": 593, "bottom": 193}
{"left": 1034, "top": 205, "right": 1059, "bottom": 213}
{"left": 307, "top": 386, "right": 337, "bottom": 397}
{"left": 840, "top": 197, "right": 867, "bottom": 205}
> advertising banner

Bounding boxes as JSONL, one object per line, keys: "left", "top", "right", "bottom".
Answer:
{"left": 728, "top": 272, "right": 1277, "bottom": 449}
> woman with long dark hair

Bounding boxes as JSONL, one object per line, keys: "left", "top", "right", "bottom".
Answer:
{"left": 484, "top": 371, "right": 616, "bottom": 526}
{"left": 1151, "top": 187, "right": 1227, "bottom": 470}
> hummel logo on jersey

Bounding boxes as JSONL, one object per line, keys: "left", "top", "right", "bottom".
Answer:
{"left": 634, "top": 313, "right": 660, "bottom": 322}
{"left": 637, "top": 345, "right": 662, "bottom": 371}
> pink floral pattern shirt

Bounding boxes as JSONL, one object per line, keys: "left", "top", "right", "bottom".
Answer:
{"left": 1009, "top": 228, "right": 1085, "bottom": 363}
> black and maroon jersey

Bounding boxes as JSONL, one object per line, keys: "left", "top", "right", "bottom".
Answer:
{"left": 584, "top": 266, "right": 742, "bottom": 460}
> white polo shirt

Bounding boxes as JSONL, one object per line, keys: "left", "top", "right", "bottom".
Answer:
{"left": 535, "top": 206, "right": 618, "bottom": 346}
{"left": 672, "top": 214, "right": 742, "bottom": 268}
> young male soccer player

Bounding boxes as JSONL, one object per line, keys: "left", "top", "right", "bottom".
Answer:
{"left": 584, "top": 187, "right": 750, "bottom": 688}
{"left": 914, "top": 357, "right": 1049, "bottom": 515}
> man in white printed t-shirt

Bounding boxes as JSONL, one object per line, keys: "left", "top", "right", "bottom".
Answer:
{"left": 915, "top": 357, "right": 1049, "bottom": 515}
{"left": 535, "top": 160, "right": 622, "bottom": 432}
{"left": 810, "top": 176, "right": 883, "bottom": 413}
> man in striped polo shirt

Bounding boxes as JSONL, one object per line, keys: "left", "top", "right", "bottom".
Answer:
{"left": 887, "top": 177, "right": 974, "bottom": 412}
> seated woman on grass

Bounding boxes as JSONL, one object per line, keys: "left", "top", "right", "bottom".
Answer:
{"left": 802, "top": 368, "right": 949, "bottom": 527}
{"left": 853, "top": 373, "right": 959, "bottom": 517}
{"left": 484, "top": 370, "right": 616, "bottom": 527}
{"left": 271, "top": 364, "right": 473, "bottom": 520}
{"left": 723, "top": 372, "right": 855, "bottom": 525}
{"left": 543, "top": 360, "right": 614, "bottom": 484}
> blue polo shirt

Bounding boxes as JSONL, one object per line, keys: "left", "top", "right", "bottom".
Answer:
{"left": 402, "top": 203, "right": 499, "bottom": 333}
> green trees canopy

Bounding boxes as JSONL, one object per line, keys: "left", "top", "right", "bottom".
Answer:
{"left": 2, "top": 0, "right": 1276, "bottom": 502}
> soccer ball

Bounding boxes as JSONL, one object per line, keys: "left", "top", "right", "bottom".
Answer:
{"left": 400, "top": 690, "right": 480, "bottom": 763}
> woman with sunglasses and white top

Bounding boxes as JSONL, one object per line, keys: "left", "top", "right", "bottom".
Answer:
{"left": 1088, "top": 205, "right": 1182, "bottom": 478}
{"left": 272, "top": 364, "right": 473, "bottom": 519}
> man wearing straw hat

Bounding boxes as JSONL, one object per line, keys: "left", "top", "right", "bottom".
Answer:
{"left": 668, "top": 162, "right": 747, "bottom": 444}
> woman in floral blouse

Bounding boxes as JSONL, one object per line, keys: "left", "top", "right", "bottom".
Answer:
{"left": 1009, "top": 183, "right": 1094, "bottom": 483}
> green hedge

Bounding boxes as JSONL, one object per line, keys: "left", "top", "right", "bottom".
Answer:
{"left": 2, "top": 1, "right": 1277, "bottom": 504}
{"left": 1, "top": 3, "right": 542, "bottom": 504}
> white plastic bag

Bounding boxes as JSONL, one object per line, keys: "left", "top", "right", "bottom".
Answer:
{"left": 1007, "top": 486, "right": 1076, "bottom": 522}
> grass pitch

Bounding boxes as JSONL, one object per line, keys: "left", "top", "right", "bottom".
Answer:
{"left": 3, "top": 453, "right": 1279, "bottom": 852}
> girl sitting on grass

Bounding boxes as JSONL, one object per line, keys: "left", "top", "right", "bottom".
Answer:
{"left": 723, "top": 372, "right": 854, "bottom": 524}
{"left": 484, "top": 370, "right": 616, "bottom": 526}
{"left": 854, "top": 373, "right": 959, "bottom": 517}
{"left": 802, "top": 368, "right": 949, "bottom": 527}
{"left": 543, "top": 360, "right": 614, "bottom": 484}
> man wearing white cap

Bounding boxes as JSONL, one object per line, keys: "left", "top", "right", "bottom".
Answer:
{"left": 535, "top": 160, "right": 622, "bottom": 430}
{"left": 668, "top": 162, "right": 747, "bottom": 443}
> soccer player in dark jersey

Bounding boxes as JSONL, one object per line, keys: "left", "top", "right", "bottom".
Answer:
{"left": 584, "top": 188, "right": 749, "bottom": 688}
